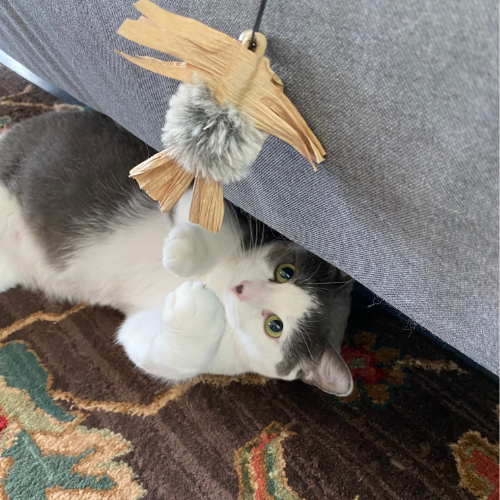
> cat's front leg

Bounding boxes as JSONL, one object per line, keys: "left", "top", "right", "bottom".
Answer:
{"left": 117, "top": 281, "right": 225, "bottom": 381}
{"left": 163, "top": 221, "right": 238, "bottom": 278}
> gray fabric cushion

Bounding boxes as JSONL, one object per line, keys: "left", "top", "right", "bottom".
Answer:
{"left": 0, "top": 0, "right": 498, "bottom": 373}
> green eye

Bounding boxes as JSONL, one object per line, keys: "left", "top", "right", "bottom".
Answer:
{"left": 265, "top": 315, "right": 283, "bottom": 338}
{"left": 275, "top": 263, "right": 295, "bottom": 283}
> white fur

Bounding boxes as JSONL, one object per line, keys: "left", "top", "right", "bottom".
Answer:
{"left": 0, "top": 186, "right": 20, "bottom": 292}
{"left": 0, "top": 186, "right": 308, "bottom": 382}
{"left": 118, "top": 282, "right": 226, "bottom": 379}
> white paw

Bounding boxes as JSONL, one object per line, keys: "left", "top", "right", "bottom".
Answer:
{"left": 163, "top": 281, "right": 226, "bottom": 340}
{"left": 117, "top": 282, "right": 225, "bottom": 380}
{"left": 163, "top": 223, "right": 207, "bottom": 277}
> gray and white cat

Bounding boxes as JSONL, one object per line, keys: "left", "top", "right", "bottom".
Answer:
{"left": 0, "top": 110, "right": 353, "bottom": 396}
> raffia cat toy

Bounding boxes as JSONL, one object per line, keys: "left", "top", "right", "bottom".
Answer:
{"left": 117, "top": 0, "right": 325, "bottom": 232}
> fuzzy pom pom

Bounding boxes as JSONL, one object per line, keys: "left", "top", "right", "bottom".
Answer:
{"left": 161, "top": 82, "right": 267, "bottom": 184}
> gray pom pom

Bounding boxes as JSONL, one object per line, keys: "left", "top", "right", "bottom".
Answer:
{"left": 161, "top": 82, "right": 267, "bottom": 184}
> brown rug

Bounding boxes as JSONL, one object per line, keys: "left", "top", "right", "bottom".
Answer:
{"left": 0, "top": 64, "right": 498, "bottom": 500}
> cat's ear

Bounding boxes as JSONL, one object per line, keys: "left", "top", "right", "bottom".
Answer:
{"left": 299, "top": 347, "right": 353, "bottom": 396}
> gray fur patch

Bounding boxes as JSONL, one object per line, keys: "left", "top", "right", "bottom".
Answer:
{"left": 161, "top": 82, "right": 267, "bottom": 184}
{"left": 0, "top": 110, "right": 158, "bottom": 266}
{"left": 262, "top": 242, "right": 354, "bottom": 377}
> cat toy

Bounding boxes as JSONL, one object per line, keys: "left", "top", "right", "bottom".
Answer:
{"left": 117, "top": 0, "right": 325, "bottom": 232}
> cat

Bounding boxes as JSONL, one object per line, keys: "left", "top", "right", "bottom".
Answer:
{"left": 0, "top": 110, "right": 354, "bottom": 396}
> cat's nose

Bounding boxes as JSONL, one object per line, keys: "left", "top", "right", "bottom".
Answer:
{"left": 231, "top": 281, "right": 254, "bottom": 301}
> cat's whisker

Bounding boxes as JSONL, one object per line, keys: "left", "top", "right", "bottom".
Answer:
{"left": 224, "top": 203, "right": 245, "bottom": 263}
{"left": 298, "top": 328, "right": 314, "bottom": 361}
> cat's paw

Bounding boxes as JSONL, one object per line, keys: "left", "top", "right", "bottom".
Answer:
{"left": 116, "top": 282, "right": 225, "bottom": 381}
{"left": 163, "top": 223, "right": 208, "bottom": 277}
{"left": 163, "top": 281, "right": 226, "bottom": 341}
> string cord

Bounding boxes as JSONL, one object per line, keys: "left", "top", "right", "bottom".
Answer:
{"left": 248, "top": 0, "right": 268, "bottom": 51}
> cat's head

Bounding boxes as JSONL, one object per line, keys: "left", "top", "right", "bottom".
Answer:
{"left": 223, "top": 239, "right": 354, "bottom": 396}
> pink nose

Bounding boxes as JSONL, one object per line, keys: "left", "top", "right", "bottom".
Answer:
{"left": 231, "top": 281, "right": 255, "bottom": 301}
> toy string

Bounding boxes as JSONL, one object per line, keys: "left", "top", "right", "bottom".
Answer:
{"left": 248, "top": 0, "right": 268, "bottom": 51}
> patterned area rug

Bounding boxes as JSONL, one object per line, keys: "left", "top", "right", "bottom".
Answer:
{"left": 0, "top": 64, "right": 498, "bottom": 500}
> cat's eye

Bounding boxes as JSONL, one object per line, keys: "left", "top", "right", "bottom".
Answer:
{"left": 265, "top": 315, "right": 283, "bottom": 338}
{"left": 275, "top": 264, "right": 295, "bottom": 283}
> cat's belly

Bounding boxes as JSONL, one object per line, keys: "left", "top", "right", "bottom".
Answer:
{"left": 54, "top": 211, "right": 184, "bottom": 314}
{"left": 0, "top": 186, "right": 51, "bottom": 292}
{"left": 0, "top": 189, "right": 182, "bottom": 314}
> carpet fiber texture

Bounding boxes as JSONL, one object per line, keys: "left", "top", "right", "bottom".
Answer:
{"left": 0, "top": 65, "right": 498, "bottom": 500}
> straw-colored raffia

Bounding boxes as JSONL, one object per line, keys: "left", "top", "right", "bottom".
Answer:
{"left": 189, "top": 177, "right": 224, "bottom": 233}
{"left": 130, "top": 150, "right": 194, "bottom": 213}
{"left": 118, "top": 0, "right": 325, "bottom": 232}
